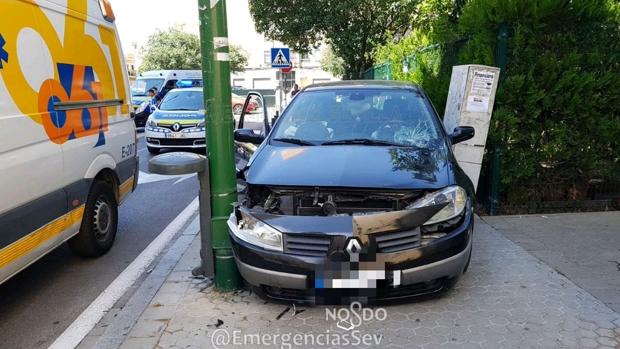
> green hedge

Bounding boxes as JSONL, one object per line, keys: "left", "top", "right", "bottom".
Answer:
{"left": 374, "top": 0, "right": 620, "bottom": 203}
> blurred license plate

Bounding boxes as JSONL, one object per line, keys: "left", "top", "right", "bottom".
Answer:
{"left": 316, "top": 270, "right": 387, "bottom": 289}
{"left": 168, "top": 133, "right": 186, "bottom": 139}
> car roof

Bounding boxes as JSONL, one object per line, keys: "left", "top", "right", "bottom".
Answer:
{"left": 303, "top": 80, "right": 421, "bottom": 92}
{"left": 168, "top": 87, "right": 203, "bottom": 93}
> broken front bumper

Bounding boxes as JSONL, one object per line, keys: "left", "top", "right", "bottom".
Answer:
{"left": 229, "top": 204, "right": 473, "bottom": 302}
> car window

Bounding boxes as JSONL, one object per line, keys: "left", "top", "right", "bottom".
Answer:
{"left": 272, "top": 89, "right": 441, "bottom": 147}
{"left": 131, "top": 78, "right": 164, "bottom": 96}
{"left": 159, "top": 90, "right": 204, "bottom": 111}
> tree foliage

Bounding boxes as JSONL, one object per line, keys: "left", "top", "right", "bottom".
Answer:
{"left": 374, "top": 0, "right": 620, "bottom": 203}
{"left": 229, "top": 45, "right": 249, "bottom": 73}
{"left": 140, "top": 25, "right": 248, "bottom": 73}
{"left": 249, "top": 0, "right": 419, "bottom": 78}
{"left": 320, "top": 46, "right": 346, "bottom": 78}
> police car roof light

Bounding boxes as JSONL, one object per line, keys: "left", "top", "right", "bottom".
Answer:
{"left": 176, "top": 80, "right": 195, "bottom": 88}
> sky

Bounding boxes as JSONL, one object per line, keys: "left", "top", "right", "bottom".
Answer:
{"left": 112, "top": 0, "right": 267, "bottom": 59}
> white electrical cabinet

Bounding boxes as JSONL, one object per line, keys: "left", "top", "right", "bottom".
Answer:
{"left": 443, "top": 65, "right": 500, "bottom": 191}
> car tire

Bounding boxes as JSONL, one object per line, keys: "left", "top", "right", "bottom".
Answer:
{"left": 233, "top": 104, "right": 243, "bottom": 115}
{"left": 147, "top": 146, "right": 159, "bottom": 154}
{"left": 68, "top": 181, "right": 118, "bottom": 257}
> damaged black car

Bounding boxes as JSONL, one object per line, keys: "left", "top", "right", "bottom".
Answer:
{"left": 231, "top": 81, "right": 476, "bottom": 304}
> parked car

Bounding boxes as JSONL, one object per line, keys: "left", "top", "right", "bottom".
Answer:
{"left": 0, "top": 0, "right": 138, "bottom": 285}
{"left": 145, "top": 88, "right": 206, "bottom": 154}
{"left": 230, "top": 80, "right": 476, "bottom": 303}
{"left": 232, "top": 93, "right": 258, "bottom": 115}
{"left": 130, "top": 70, "right": 202, "bottom": 112}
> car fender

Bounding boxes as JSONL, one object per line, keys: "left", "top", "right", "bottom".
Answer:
{"left": 84, "top": 153, "right": 117, "bottom": 179}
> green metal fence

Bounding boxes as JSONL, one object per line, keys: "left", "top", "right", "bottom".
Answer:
{"left": 363, "top": 62, "right": 393, "bottom": 80}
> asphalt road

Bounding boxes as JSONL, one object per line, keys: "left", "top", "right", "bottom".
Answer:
{"left": 0, "top": 134, "right": 200, "bottom": 349}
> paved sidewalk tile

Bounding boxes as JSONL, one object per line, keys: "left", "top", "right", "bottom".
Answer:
{"left": 121, "top": 218, "right": 620, "bottom": 349}
{"left": 482, "top": 212, "right": 620, "bottom": 313}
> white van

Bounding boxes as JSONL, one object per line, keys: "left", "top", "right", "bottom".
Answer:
{"left": 0, "top": 0, "right": 138, "bottom": 285}
{"left": 130, "top": 70, "right": 203, "bottom": 110}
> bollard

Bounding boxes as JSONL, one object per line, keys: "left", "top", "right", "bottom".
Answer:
{"left": 149, "top": 152, "right": 214, "bottom": 278}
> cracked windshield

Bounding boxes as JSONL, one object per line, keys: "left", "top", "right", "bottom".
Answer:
{"left": 274, "top": 89, "right": 440, "bottom": 147}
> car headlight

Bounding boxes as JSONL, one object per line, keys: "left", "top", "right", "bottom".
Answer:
{"left": 407, "top": 186, "right": 467, "bottom": 225}
{"left": 196, "top": 120, "right": 205, "bottom": 128}
{"left": 227, "top": 211, "right": 283, "bottom": 251}
{"left": 147, "top": 118, "right": 157, "bottom": 127}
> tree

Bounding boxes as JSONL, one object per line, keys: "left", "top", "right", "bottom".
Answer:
{"left": 140, "top": 25, "right": 248, "bottom": 73}
{"left": 249, "top": 0, "right": 419, "bottom": 79}
{"left": 140, "top": 25, "right": 201, "bottom": 72}
{"left": 320, "top": 46, "right": 345, "bottom": 78}
{"left": 229, "top": 45, "right": 249, "bottom": 73}
{"left": 374, "top": 0, "right": 620, "bottom": 204}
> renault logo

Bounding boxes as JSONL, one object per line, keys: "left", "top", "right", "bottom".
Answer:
{"left": 172, "top": 123, "right": 181, "bottom": 132}
{"left": 345, "top": 238, "right": 362, "bottom": 262}
{"left": 346, "top": 238, "right": 362, "bottom": 255}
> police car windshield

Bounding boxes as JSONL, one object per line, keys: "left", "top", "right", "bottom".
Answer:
{"left": 159, "top": 90, "right": 204, "bottom": 111}
{"left": 131, "top": 78, "right": 164, "bottom": 96}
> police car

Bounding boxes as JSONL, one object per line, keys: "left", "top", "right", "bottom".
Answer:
{"left": 130, "top": 70, "right": 202, "bottom": 111}
{"left": 145, "top": 86, "right": 206, "bottom": 154}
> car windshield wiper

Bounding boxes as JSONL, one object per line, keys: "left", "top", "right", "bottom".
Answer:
{"left": 272, "top": 138, "right": 316, "bottom": 146}
{"left": 321, "top": 138, "right": 419, "bottom": 148}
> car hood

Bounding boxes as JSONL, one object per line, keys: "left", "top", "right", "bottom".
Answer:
{"left": 246, "top": 144, "right": 451, "bottom": 190}
{"left": 131, "top": 96, "right": 148, "bottom": 106}
{"left": 151, "top": 110, "right": 205, "bottom": 124}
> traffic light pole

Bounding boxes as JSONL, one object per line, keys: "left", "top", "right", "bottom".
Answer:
{"left": 197, "top": 0, "right": 242, "bottom": 291}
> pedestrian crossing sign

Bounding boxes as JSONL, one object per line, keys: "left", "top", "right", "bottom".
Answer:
{"left": 271, "top": 48, "right": 290, "bottom": 68}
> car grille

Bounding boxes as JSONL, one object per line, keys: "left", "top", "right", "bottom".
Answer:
{"left": 261, "top": 278, "right": 446, "bottom": 303}
{"left": 158, "top": 123, "right": 198, "bottom": 131}
{"left": 374, "top": 228, "right": 421, "bottom": 253}
{"left": 284, "top": 234, "right": 331, "bottom": 257}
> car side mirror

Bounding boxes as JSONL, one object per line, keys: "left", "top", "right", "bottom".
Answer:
{"left": 450, "top": 126, "right": 475, "bottom": 144}
{"left": 234, "top": 129, "right": 265, "bottom": 145}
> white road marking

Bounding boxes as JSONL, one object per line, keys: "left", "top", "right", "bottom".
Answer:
{"left": 138, "top": 171, "right": 195, "bottom": 185}
{"left": 48, "top": 197, "right": 199, "bottom": 349}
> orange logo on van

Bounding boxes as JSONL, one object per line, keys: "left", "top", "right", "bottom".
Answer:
{"left": 0, "top": 0, "right": 127, "bottom": 147}
{"left": 39, "top": 63, "right": 109, "bottom": 145}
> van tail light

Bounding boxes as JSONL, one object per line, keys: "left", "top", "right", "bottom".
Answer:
{"left": 99, "top": 0, "right": 115, "bottom": 22}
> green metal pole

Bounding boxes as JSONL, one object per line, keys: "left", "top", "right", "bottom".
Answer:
{"left": 489, "top": 23, "right": 509, "bottom": 215}
{"left": 197, "top": 0, "right": 242, "bottom": 291}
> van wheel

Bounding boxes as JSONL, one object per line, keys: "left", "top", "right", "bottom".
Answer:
{"left": 147, "top": 146, "right": 159, "bottom": 154}
{"left": 69, "top": 181, "right": 118, "bottom": 257}
{"left": 233, "top": 104, "right": 243, "bottom": 115}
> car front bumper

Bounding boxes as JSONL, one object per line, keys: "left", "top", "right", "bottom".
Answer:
{"left": 145, "top": 127, "right": 205, "bottom": 149}
{"left": 229, "top": 206, "right": 473, "bottom": 303}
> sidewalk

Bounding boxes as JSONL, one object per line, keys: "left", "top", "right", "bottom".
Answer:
{"left": 482, "top": 212, "right": 620, "bottom": 314}
{"left": 83, "top": 215, "right": 620, "bottom": 349}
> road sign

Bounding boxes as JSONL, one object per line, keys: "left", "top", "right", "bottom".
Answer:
{"left": 281, "top": 64, "right": 293, "bottom": 73}
{"left": 271, "top": 48, "right": 290, "bottom": 68}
